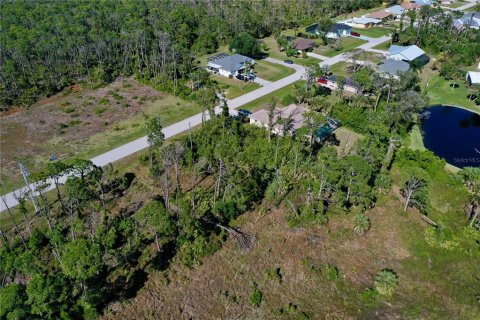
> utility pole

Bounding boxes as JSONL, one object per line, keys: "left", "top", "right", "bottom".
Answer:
{"left": 19, "top": 163, "right": 39, "bottom": 213}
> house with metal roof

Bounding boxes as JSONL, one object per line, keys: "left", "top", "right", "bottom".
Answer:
{"left": 378, "top": 59, "right": 410, "bottom": 78}
{"left": 466, "top": 71, "right": 480, "bottom": 85}
{"left": 387, "top": 45, "right": 429, "bottom": 65}
{"left": 453, "top": 12, "right": 480, "bottom": 30}
{"left": 386, "top": 5, "right": 405, "bottom": 18}
{"left": 206, "top": 54, "right": 254, "bottom": 78}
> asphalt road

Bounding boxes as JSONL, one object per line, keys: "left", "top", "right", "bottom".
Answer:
{"left": 0, "top": 35, "right": 392, "bottom": 212}
{"left": 0, "top": 58, "right": 305, "bottom": 211}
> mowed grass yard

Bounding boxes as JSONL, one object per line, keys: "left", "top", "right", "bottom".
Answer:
{"left": 0, "top": 79, "right": 203, "bottom": 193}
{"left": 210, "top": 75, "right": 261, "bottom": 99}
{"left": 329, "top": 61, "right": 354, "bottom": 77}
{"left": 424, "top": 75, "right": 480, "bottom": 114}
{"left": 372, "top": 40, "right": 391, "bottom": 51}
{"left": 254, "top": 59, "right": 295, "bottom": 81}
{"left": 316, "top": 37, "right": 368, "bottom": 57}
{"left": 241, "top": 80, "right": 306, "bottom": 111}
{"left": 351, "top": 27, "right": 391, "bottom": 38}
{"left": 262, "top": 36, "right": 321, "bottom": 66}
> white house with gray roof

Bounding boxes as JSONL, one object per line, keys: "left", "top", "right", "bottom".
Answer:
{"left": 387, "top": 45, "right": 429, "bottom": 64}
{"left": 207, "top": 54, "right": 254, "bottom": 78}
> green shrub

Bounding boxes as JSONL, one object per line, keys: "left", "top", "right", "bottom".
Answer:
{"left": 98, "top": 97, "right": 109, "bottom": 105}
{"left": 264, "top": 267, "right": 282, "bottom": 283}
{"left": 281, "top": 93, "right": 297, "bottom": 106}
{"left": 95, "top": 108, "right": 106, "bottom": 116}
{"left": 249, "top": 282, "right": 263, "bottom": 307}
{"left": 374, "top": 269, "right": 398, "bottom": 297}
{"left": 352, "top": 214, "right": 371, "bottom": 235}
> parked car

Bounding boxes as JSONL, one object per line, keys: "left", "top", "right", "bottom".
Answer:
{"left": 284, "top": 59, "right": 294, "bottom": 64}
{"left": 351, "top": 31, "right": 360, "bottom": 37}
{"left": 234, "top": 109, "right": 252, "bottom": 121}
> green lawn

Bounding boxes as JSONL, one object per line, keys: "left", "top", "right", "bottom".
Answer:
{"left": 465, "top": 4, "right": 480, "bottom": 11}
{"left": 351, "top": 27, "right": 391, "bottom": 38}
{"left": 241, "top": 80, "right": 306, "bottom": 111}
{"left": 329, "top": 61, "right": 354, "bottom": 77}
{"left": 211, "top": 75, "right": 261, "bottom": 99}
{"left": 262, "top": 36, "right": 321, "bottom": 67}
{"left": 409, "top": 125, "right": 425, "bottom": 151}
{"left": 443, "top": 1, "right": 465, "bottom": 9}
{"left": 317, "top": 37, "right": 368, "bottom": 57}
{"left": 425, "top": 76, "right": 480, "bottom": 114}
{"left": 372, "top": 41, "right": 391, "bottom": 51}
{"left": 254, "top": 59, "right": 295, "bottom": 81}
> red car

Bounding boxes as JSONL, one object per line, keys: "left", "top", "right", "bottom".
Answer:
{"left": 351, "top": 31, "right": 361, "bottom": 37}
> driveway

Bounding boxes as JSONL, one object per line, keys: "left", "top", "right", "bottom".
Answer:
{"left": 0, "top": 58, "right": 304, "bottom": 211}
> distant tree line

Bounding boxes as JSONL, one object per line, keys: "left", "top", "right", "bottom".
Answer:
{"left": 0, "top": 0, "right": 384, "bottom": 109}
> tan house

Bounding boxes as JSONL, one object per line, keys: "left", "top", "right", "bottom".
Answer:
{"left": 367, "top": 10, "right": 394, "bottom": 21}
{"left": 317, "top": 75, "right": 361, "bottom": 95}
{"left": 249, "top": 104, "right": 308, "bottom": 136}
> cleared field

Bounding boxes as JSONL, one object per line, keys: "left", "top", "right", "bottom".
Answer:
{"left": 254, "top": 59, "right": 295, "bottom": 81}
{"left": 211, "top": 75, "right": 261, "bottom": 99}
{"left": 0, "top": 78, "right": 202, "bottom": 193}
{"left": 316, "top": 37, "right": 368, "bottom": 57}
{"left": 351, "top": 27, "right": 391, "bottom": 38}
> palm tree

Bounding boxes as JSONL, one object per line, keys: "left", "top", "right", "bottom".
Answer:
{"left": 352, "top": 213, "right": 370, "bottom": 235}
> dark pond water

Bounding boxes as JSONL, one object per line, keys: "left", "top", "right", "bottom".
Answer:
{"left": 421, "top": 105, "right": 480, "bottom": 168}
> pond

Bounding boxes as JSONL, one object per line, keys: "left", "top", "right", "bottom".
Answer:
{"left": 421, "top": 105, "right": 480, "bottom": 168}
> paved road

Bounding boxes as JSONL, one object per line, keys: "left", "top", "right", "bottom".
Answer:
{"left": 1, "top": 35, "right": 392, "bottom": 212}
{"left": 453, "top": 0, "right": 478, "bottom": 11}
{"left": 0, "top": 58, "right": 304, "bottom": 212}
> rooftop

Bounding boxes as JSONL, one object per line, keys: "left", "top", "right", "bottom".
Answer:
{"left": 388, "top": 44, "right": 426, "bottom": 61}
{"left": 386, "top": 5, "right": 405, "bottom": 15}
{"left": 378, "top": 59, "right": 410, "bottom": 76}
{"left": 352, "top": 17, "right": 382, "bottom": 24}
{"left": 330, "top": 23, "right": 352, "bottom": 33}
{"left": 207, "top": 54, "right": 253, "bottom": 72}
{"left": 292, "top": 38, "right": 316, "bottom": 51}
{"left": 250, "top": 104, "right": 308, "bottom": 131}
{"left": 367, "top": 10, "right": 393, "bottom": 20}
{"left": 467, "top": 71, "right": 480, "bottom": 84}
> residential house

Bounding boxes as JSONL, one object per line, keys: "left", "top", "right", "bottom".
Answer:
{"left": 348, "top": 17, "right": 383, "bottom": 29}
{"left": 206, "top": 53, "right": 255, "bottom": 78}
{"left": 249, "top": 104, "right": 308, "bottom": 136}
{"left": 367, "top": 10, "right": 394, "bottom": 21}
{"left": 453, "top": 12, "right": 480, "bottom": 30}
{"left": 292, "top": 38, "right": 316, "bottom": 53}
{"left": 377, "top": 59, "right": 410, "bottom": 78}
{"left": 386, "top": 5, "right": 405, "bottom": 19}
{"left": 307, "top": 23, "right": 352, "bottom": 38}
{"left": 317, "top": 75, "right": 361, "bottom": 94}
{"left": 401, "top": 2, "right": 423, "bottom": 10}
{"left": 387, "top": 45, "right": 429, "bottom": 65}
{"left": 466, "top": 71, "right": 480, "bottom": 85}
